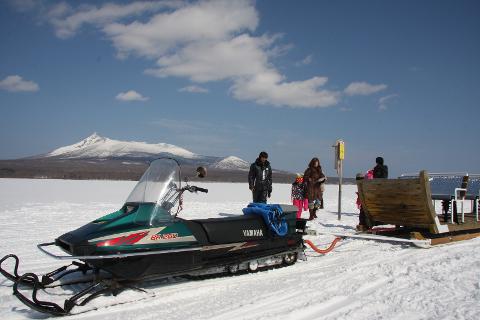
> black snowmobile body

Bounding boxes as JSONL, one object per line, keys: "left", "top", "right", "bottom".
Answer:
{"left": 52, "top": 206, "right": 303, "bottom": 281}
{"left": 1, "top": 158, "right": 307, "bottom": 315}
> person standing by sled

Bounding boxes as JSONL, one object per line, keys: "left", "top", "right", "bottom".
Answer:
{"left": 355, "top": 173, "right": 369, "bottom": 231}
{"left": 355, "top": 157, "right": 388, "bottom": 230}
{"left": 304, "top": 157, "right": 326, "bottom": 220}
{"left": 373, "top": 156, "right": 388, "bottom": 178}
{"left": 291, "top": 174, "right": 308, "bottom": 219}
{"left": 248, "top": 151, "right": 272, "bottom": 203}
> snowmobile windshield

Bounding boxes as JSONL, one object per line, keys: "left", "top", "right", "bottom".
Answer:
{"left": 125, "top": 158, "right": 181, "bottom": 225}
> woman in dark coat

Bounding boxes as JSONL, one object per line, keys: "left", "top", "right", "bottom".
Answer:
{"left": 303, "top": 157, "right": 326, "bottom": 220}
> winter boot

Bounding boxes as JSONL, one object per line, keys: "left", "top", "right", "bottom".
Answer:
{"left": 319, "top": 199, "right": 324, "bottom": 209}
{"left": 308, "top": 209, "right": 316, "bottom": 221}
{"left": 356, "top": 224, "right": 367, "bottom": 232}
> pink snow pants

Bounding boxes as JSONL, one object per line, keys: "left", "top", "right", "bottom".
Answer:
{"left": 293, "top": 199, "right": 309, "bottom": 219}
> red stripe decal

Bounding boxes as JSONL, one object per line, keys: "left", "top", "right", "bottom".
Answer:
{"left": 96, "top": 231, "right": 149, "bottom": 247}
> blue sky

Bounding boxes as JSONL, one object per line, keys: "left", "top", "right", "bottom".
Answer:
{"left": 1, "top": 0, "right": 479, "bottom": 177}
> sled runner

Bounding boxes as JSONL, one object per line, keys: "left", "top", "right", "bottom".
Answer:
{"left": 356, "top": 170, "right": 480, "bottom": 245}
{"left": 313, "top": 231, "right": 432, "bottom": 248}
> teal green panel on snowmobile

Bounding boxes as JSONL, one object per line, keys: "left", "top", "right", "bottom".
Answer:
{"left": 96, "top": 204, "right": 156, "bottom": 230}
{"left": 82, "top": 202, "right": 199, "bottom": 252}
{"left": 93, "top": 209, "right": 124, "bottom": 223}
{"left": 89, "top": 206, "right": 146, "bottom": 236}
{"left": 133, "top": 204, "right": 172, "bottom": 226}
{"left": 92, "top": 203, "right": 169, "bottom": 227}
{"left": 85, "top": 204, "right": 184, "bottom": 242}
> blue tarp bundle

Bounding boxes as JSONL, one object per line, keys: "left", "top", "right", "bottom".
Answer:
{"left": 242, "top": 203, "right": 288, "bottom": 236}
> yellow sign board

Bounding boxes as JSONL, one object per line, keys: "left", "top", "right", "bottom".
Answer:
{"left": 338, "top": 141, "right": 345, "bottom": 160}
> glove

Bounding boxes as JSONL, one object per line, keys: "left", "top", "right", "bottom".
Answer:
{"left": 317, "top": 177, "right": 326, "bottom": 183}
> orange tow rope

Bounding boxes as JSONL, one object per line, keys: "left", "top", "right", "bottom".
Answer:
{"left": 304, "top": 237, "right": 342, "bottom": 254}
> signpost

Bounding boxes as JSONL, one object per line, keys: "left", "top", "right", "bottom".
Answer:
{"left": 333, "top": 140, "right": 345, "bottom": 220}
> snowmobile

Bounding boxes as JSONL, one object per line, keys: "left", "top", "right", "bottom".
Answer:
{"left": 0, "top": 158, "right": 307, "bottom": 316}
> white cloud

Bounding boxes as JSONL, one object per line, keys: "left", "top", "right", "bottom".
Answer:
{"left": 46, "top": 2, "right": 72, "bottom": 20}
{"left": 344, "top": 81, "right": 387, "bottom": 96}
{"left": 0, "top": 75, "right": 39, "bottom": 92}
{"left": 231, "top": 73, "right": 339, "bottom": 108}
{"left": 144, "top": 31, "right": 339, "bottom": 108}
{"left": 295, "top": 54, "right": 313, "bottom": 66}
{"left": 115, "top": 90, "right": 149, "bottom": 102}
{"left": 103, "top": 0, "right": 258, "bottom": 59}
{"left": 145, "top": 34, "right": 271, "bottom": 82}
{"left": 42, "top": 0, "right": 380, "bottom": 109}
{"left": 378, "top": 94, "right": 398, "bottom": 111}
{"left": 266, "top": 39, "right": 294, "bottom": 58}
{"left": 48, "top": 1, "right": 184, "bottom": 39}
{"left": 178, "top": 85, "right": 209, "bottom": 93}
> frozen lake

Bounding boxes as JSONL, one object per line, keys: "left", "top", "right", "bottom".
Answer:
{"left": 0, "top": 178, "right": 479, "bottom": 319}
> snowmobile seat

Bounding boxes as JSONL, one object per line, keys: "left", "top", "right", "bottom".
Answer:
{"left": 279, "top": 204, "right": 298, "bottom": 213}
{"left": 279, "top": 205, "right": 298, "bottom": 233}
{"left": 191, "top": 215, "right": 268, "bottom": 244}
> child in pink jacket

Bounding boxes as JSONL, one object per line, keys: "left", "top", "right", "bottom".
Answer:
{"left": 291, "top": 174, "right": 309, "bottom": 219}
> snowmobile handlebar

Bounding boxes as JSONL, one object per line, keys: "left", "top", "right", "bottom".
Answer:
{"left": 184, "top": 185, "right": 208, "bottom": 193}
{"left": 194, "top": 186, "right": 208, "bottom": 193}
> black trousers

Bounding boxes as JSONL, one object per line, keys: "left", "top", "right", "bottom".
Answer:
{"left": 252, "top": 189, "right": 268, "bottom": 203}
{"left": 359, "top": 208, "right": 367, "bottom": 225}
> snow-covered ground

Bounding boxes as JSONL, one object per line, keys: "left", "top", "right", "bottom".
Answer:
{"left": 0, "top": 178, "right": 479, "bottom": 319}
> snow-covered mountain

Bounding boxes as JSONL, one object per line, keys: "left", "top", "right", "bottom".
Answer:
{"left": 42, "top": 133, "right": 198, "bottom": 160}
{"left": 36, "top": 133, "right": 250, "bottom": 171}
{"left": 213, "top": 156, "right": 250, "bottom": 171}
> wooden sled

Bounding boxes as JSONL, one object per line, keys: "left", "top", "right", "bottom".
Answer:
{"left": 356, "top": 170, "right": 480, "bottom": 246}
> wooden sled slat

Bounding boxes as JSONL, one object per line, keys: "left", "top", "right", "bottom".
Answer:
{"left": 357, "top": 170, "right": 480, "bottom": 244}
{"left": 358, "top": 171, "right": 441, "bottom": 232}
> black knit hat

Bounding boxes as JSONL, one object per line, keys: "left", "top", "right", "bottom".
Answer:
{"left": 376, "top": 157, "right": 384, "bottom": 165}
{"left": 259, "top": 151, "right": 268, "bottom": 159}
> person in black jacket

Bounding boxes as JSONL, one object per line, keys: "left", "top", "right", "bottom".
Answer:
{"left": 248, "top": 151, "right": 272, "bottom": 203}
{"left": 373, "top": 157, "right": 388, "bottom": 178}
